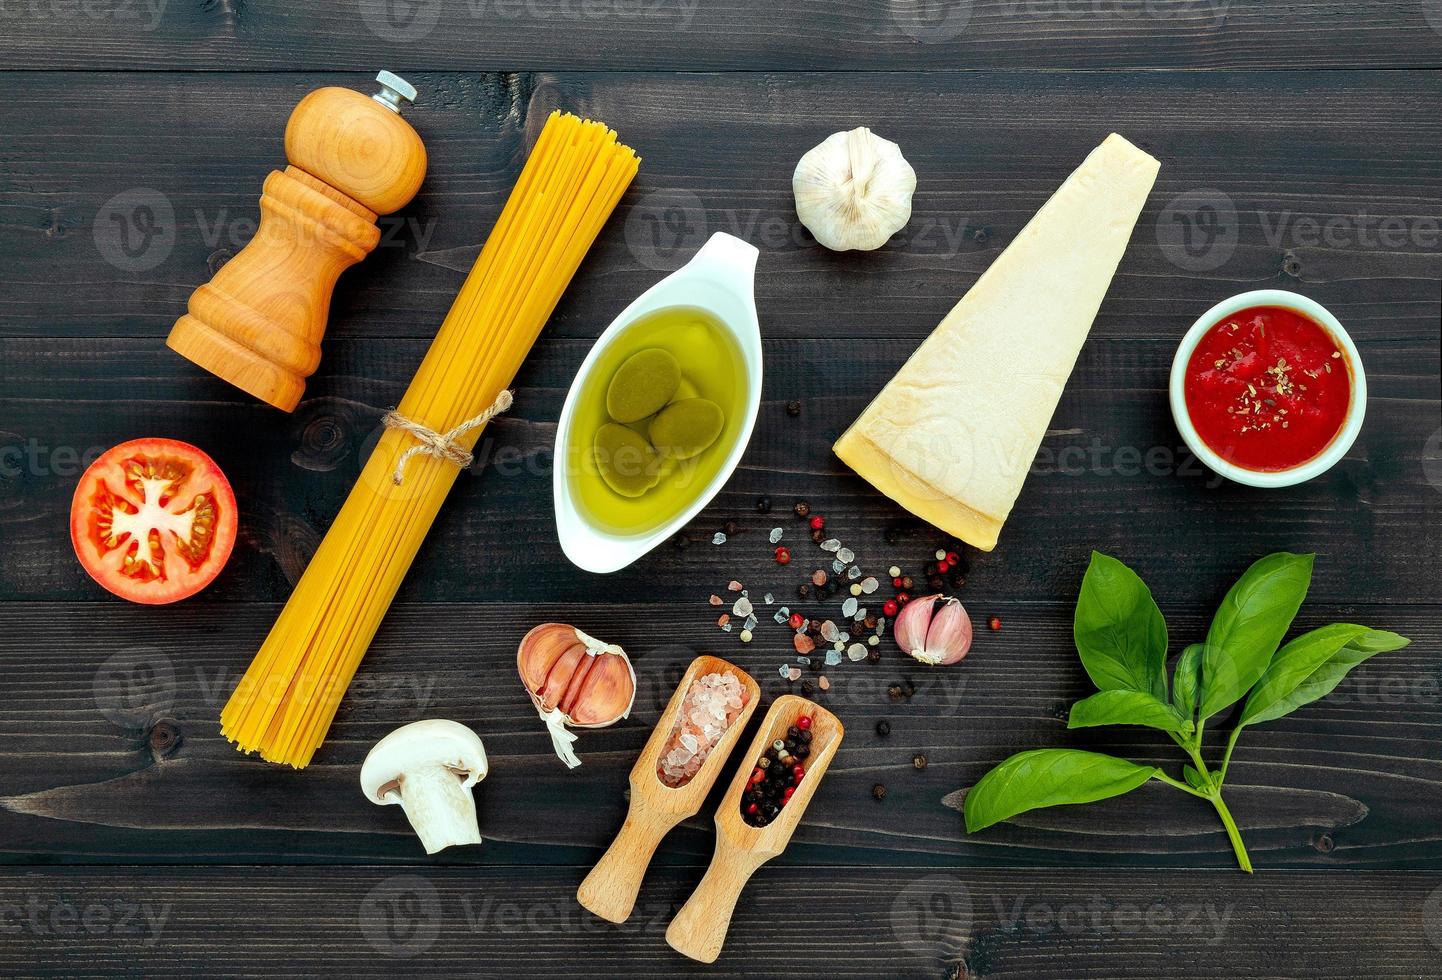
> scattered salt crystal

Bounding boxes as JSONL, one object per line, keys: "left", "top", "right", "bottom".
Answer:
{"left": 832, "top": 559, "right": 845, "bottom": 573}
{"left": 847, "top": 643, "right": 867, "bottom": 662}
{"left": 837, "top": 547, "right": 855, "bottom": 563}
{"left": 861, "top": 577, "right": 879, "bottom": 594}
{"left": 778, "top": 665, "right": 791, "bottom": 679}
{"left": 713, "top": 532, "right": 727, "bottom": 545}
{"left": 839, "top": 631, "right": 850, "bottom": 643}
{"left": 820, "top": 538, "right": 841, "bottom": 553}
{"left": 868, "top": 635, "right": 879, "bottom": 646}
{"left": 728, "top": 580, "right": 743, "bottom": 592}
{"left": 847, "top": 565, "right": 862, "bottom": 580}
{"left": 833, "top": 641, "right": 844, "bottom": 652}
{"left": 794, "top": 633, "right": 816, "bottom": 655}
{"left": 709, "top": 594, "right": 722, "bottom": 606}
{"left": 820, "top": 621, "right": 840, "bottom": 642}
{"left": 763, "top": 593, "right": 774, "bottom": 604}
{"left": 740, "top": 629, "right": 753, "bottom": 643}
{"left": 721, "top": 622, "right": 733, "bottom": 632}
{"left": 773, "top": 609, "right": 788, "bottom": 624}
{"left": 811, "top": 569, "right": 828, "bottom": 586}
{"left": 824, "top": 650, "right": 841, "bottom": 666}
{"left": 769, "top": 527, "right": 784, "bottom": 544}
{"left": 787, "top": 666, "right": 802, "bottom": 682}
{"left": 842, "top": 597, "right": 858, "bottom": 618}
{"left": 733, "top": 596, "right": 753, "bottom": 617}
{"left": 877, "top": 617, "right": 887, "bottom": 635}
{"left": 819, "top": 676, "right": 831, "bottom": 691}
{"left": 743, "top": 614, "right": 757, "bottom": 630}
{"left": 717, "top": 614, "right": 730, "bottom": 627}
{"left": 798, "top": 656, "right": 811, "bottom": 667}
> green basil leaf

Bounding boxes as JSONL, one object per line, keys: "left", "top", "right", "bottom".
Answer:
{"left": 1199, "top": 552, "right": 1314, "bottom": 721}
{"left": 1240, "top": 625, "right": 1410, "bottom": 727}
{"left": 1172, "top": 643, "right": 1204, "bottom": 724}
{"left": 1183, "top": 764, "right": 1208, "bottom": 791}
{"left": 963, "top": 749, "right": 1160, "bottom": 833}
{"left": 1068, "top": 689, "right": 1193, "bottom": 736}
{"left": 1073, "top": 552, "right": 1168, "bottom": 700}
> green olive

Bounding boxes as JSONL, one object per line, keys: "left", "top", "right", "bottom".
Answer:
{"left": 606, "top": 348, "right": 681, "bottom": 423}
{"left": 648, "top": 398, "right": 725, "bottom": 460}
{"left": 594, "top": 423, "right": 661, "bottom": 497}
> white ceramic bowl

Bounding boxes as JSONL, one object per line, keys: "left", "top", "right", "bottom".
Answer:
{"left": 1169, "top": 289, "right": 1366, "bottom": 488}
{"left": 553, "top": 233, "right": 762, "bottom": 573}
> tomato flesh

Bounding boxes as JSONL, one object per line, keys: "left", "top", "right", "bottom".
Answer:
{"left": 70, "top": 438, "right": 237, "bottom": 604}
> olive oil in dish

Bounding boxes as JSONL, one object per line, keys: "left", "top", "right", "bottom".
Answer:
{"left": 569, "top": 306, "right": 746, "bottom": 535}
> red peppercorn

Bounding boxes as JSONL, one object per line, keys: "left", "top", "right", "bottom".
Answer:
{"left": 746, "top": 801, "right": 759, "bottom": 815}
{"left": 936, "top": 560, "right": 950, "bottom": 573}
{"left": 892, "top": 576, "right": 904, "bottom": 589}
{"left": 809, "top": 515, "right": 825, "bottom": 531}
{"left": 946, "top": 551, "right": 960, "bottom": 564}
{"left": 989, "top": 615, "right": 1002, "bottom": 631}
{"left": 883, "top": 599, "right": 899, "bottom": 617}
{"left": 793, "top": 765, "right": 805, "bottom": 781}
{"left": 896, "top": 591, "right": 911, "bottom": 605}
{"left": 788, "top": 612, "right": 804, "bottom": 629}
{"left": 783, "top": 786, "right": 795, "bottom": 802}
{"left": 796, "top": 715, "right": 812, "bottom": 731}
{"left": 775, "top": 546, "right": 791, "bottom": 564}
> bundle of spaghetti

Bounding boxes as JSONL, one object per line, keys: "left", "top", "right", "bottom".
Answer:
{"left": 221, "top": 111, "right": 639, "bottom": 767}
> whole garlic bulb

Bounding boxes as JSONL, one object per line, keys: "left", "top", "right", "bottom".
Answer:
{"left": 793, "top": 127, "right": 916, "bottom": 251}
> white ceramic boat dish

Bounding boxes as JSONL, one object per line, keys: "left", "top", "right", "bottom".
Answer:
{"left": 1169, "top": 289, "right": 1366, "bottom": 489}
{"left": 554, "top": 232, "right": 762, "bottom": 573}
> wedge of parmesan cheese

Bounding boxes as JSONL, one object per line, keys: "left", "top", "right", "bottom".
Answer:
{"left": 834, "top": 134, "right": 1159, "bottom": 551}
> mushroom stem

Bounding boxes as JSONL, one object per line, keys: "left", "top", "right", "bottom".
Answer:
{"left": 393, "top": 766, "right": 483, "bottom": 855}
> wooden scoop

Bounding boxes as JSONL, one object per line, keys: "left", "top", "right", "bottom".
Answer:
{"left": 577, "top": 655, "right": 760, "bottom": 924}
{"left": 666, "top": 695, "right": 843, "bottom": 963}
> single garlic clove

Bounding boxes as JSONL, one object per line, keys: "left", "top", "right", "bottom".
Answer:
{"left": 793, "top": 127, "right": 917, "bottom": 252}
{"left": 893, "top": 593, "right": 939, "bottom": 659}
{"left": 517, "top": 623, "right": 638, "bottom": 768}
{"left": 895, "top": 594, "right": 973, "bottom": 666}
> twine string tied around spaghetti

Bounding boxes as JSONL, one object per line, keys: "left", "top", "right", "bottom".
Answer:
{"left": 382, "top": 389, "right": 514, "bottom": 485}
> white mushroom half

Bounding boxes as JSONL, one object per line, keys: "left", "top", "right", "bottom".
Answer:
{"left": 360, "top": 719, "right": 488, "bottom": 855}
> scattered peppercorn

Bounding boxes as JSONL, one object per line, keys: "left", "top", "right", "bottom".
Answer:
{"left": 723, "top": 520, "right": 739, "bottom": 536}
{"left": 887, "top": 683, "right": 904, "bottom": 701}
{"left": 896, "top": 592, "right": 911, "bottom": 606}
{"left": 797, "top": 715, "right": 812, "bottom": 731}
{"left": 882, "top": 599, "right": 899, "bottom": 618}
{"left": 809, "top": 515, "right": 825, "bottom": 531}
{"left": 794, "top": 500, "right": 811, "bottom": 518}
{"left": 810, "top": 528, "right": 825, "bottom": 543}
{"left": 743, "top": 722, "right": 812, "bottom": 827}
{"left": 876, "top": 720, "right": 891, "bottom": 736}
{"left": 867, "top": 647, "right": 882, "bottom": 663}
{"left": 872, "top": 783, "right": 887, "bottom": 801}
{"left": 989, "top": 615, "right": 1002, "bottom": 631}
{"left": 786, "top": 399, "right": 802, "bottom": 417}
{"left": 928, "top": 575, "right": 946, "bottom": 591}
{"left": 797, "top": 583, "right": 811, "bottom": 600}
{"left": 756, "top": 495, "right": 771, "bottom": 513}
{"left": 912, "top": 753, "right": 928, "bottom": 770}
{"left": 789, "top": 612, "right": 804, "bottom": 629}
{"left": 801, "top": 680, "right": 815, "bottom": 697}
{"left": 900, "top": 575, "right": 915, "bottom": 591}
{"left": 775, "top": 546, "right": 792, "bottom": 565}
{"left": 673, "top": 533, "right": 690, "bottom": 550}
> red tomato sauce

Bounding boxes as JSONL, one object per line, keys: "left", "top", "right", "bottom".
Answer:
{"left": 1184, "top": 306, "right": 1352, "bottom": 472}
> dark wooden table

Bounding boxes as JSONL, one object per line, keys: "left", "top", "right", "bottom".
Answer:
{"left": 2, "top": 4, "right": 1440, "bottom": 976}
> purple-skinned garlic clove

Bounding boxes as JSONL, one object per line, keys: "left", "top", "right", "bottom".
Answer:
{"left": 895, "top": 594, "right": 972, "bottom": 666}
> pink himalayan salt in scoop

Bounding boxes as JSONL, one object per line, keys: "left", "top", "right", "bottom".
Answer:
{"left": 657, "top": 672, "right": 748, "bottom": 787}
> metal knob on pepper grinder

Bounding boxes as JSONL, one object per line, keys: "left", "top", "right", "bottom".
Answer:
{"left": 166, "top": 71, "right": 427, "bottom": 412}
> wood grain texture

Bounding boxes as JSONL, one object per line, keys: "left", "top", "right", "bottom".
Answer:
{"left": 0, "top": 866, "right": 1439, "bottom": 976}
{"left": 3, "top": 336, "right": 1437, "bottom": 604}
{"left": 0, "top": 0, "right": 1439, "bottom": 70}
{"left": 2, "top": 37, "right": 1440, "bottom": 979}
{"left": 0, "top": 601, "right": 1436, "bottom": 868}
{"left": 2, "top": 71, "right": 1438, "bottom": 344}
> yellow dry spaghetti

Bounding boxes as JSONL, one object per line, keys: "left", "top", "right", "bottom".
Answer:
{"left": 221, "top": 111, "right": 639, "bottom": 767}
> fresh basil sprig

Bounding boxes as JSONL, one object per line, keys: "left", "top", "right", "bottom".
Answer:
{"left": 962, "top": 552, "right": 1410, "bottom": 873}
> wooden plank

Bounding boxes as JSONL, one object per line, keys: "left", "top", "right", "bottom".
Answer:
{"left": 1, "top": 866, "right": 1438, "bottom": 976}
{"left": 1, "top": 71, "right": 1438, "bottom": 343}
{"left": 0, "top": 1, "right": 1439, "bottom": 71}
{"left": 0, "top": 600, "right": 1436, "bottom": 867}
{"left": 2, "top": 336, "right": 1438, "bottom": 604}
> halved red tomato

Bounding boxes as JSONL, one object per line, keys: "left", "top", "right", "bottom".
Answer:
{"left": 70, "top": 438, "right": 238, "bottom": 604}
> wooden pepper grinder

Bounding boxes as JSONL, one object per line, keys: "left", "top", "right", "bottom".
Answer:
{"left": 167, "top": 71, "right": 427, "bottom": 412}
